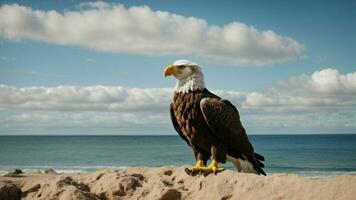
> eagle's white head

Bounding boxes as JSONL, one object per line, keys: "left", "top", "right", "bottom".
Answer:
{"left": 164, "top": 59, "right": 205, "bottom": 93}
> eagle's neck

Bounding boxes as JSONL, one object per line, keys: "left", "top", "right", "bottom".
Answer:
{"left": 175, "top": 71, "right": 205, "bottom": 93}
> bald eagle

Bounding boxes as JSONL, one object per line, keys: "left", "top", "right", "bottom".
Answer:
{"left": 164, "top": 60, "right": 266, "bottom": 176}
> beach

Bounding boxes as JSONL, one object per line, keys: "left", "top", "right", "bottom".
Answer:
{"left": 1, "top": 166, "right": 356, "bottom": 200}
{"left": 1, "top": 135, "right": 355, "bottom": 199}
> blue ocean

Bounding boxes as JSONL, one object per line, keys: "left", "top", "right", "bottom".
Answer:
{"left": 1, "top": 134, "right": 356, "bottom": 177}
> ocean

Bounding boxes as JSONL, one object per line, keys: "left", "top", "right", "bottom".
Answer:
{"left": 1, "top": 134, "right": 356, "bottom": 178}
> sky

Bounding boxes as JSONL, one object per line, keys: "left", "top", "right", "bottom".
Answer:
{"left": 0, "top": 0, "right": 355, "bottom": 135}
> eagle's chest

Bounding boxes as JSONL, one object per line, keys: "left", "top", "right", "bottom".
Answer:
{"left": 172, "top": 92, "right": 208, "bottom": 139}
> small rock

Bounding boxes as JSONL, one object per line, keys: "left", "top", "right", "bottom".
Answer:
{"left": 57, "top": 176, "right": 73, "bottom": 187}
{"left": 13, "top": 169, "right": 23, "bottom": 174}
{"left": 0, "top": 181, "right": 22, "bottom": 200}
{"left": 44, "top": 168, "right": 57, "bottom": 174}
{"left": 221, "top": 194, "right": 232, "bottom": 200}
{"left": 161, "top": 180, "right": 173, "bottom": 186}
{"left": 163, "top": 170, "right": 173, "bottom": 176}
{"left": 57, "top": 176, "right": 90, "bottom": 192}
{"left": 113, "top": 176, "right": 143, "bottom": 197}
{"left": 95, "top": 173, "right": 104, "bottom": 180}
{"left": 159, "top": 189, "right": 181, "bottom": 200}
{"left": 97, "top": 192, "right": 107, "bottom": 200}
{"left": 131, "top": 173, "right": 145, "bottom": 181}
{"left": 120, "top": 177, "right": 142, "bottom": 192}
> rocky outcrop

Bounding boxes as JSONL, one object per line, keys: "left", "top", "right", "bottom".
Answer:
{"left": 0, "top": 181, "right": 22, "bottom": 200}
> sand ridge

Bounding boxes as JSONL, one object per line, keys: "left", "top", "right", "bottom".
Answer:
{"left": 1, "top": 166, "right": 355, "bottom": 200}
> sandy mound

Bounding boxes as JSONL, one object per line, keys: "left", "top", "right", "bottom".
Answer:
{"left": 1, "top": 166, "right": 355, "bottom": 200}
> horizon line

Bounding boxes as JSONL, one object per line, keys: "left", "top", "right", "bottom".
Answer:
{"left": 0, "top": 133, "right": 355, "bottom": 136}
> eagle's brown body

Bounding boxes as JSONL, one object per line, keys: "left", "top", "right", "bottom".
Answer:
{"left": 170, "top": 88, "right": 266, "bottom": 175}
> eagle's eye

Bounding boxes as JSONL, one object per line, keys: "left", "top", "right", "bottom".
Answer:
{"left": 177, "top": 65, "right": 185, "bottom": 70}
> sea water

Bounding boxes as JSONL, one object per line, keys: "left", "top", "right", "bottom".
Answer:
{"left": 0, "top": 134, "right": 355, "bottom": 177}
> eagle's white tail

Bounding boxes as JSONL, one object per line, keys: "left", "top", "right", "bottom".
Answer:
{"left": 226, "top": 154, "right": 256, "bottom": 174}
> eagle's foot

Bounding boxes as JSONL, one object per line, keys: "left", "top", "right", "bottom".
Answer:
{"left": 202, "top": 159, "right": 225, "bottom": 176}
{"left": 185, "top": 160, "right": 206, "bottom": 176}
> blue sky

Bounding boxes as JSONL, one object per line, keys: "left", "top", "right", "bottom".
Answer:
{"left": 0, "top": 0, "right": 355, "bottom": 135}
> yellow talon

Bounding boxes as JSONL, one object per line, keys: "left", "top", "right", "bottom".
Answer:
{"left": 185, "top": 159, "right": 225, "bottom": 176}
{"left": 202, "top": 160, "right": 225, "bottom": 175}
{"left": 185, "top": 160, "right": 206, "bottom": 175}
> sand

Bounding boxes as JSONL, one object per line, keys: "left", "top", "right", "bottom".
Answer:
{"left": 1, "top": 166, "right": 355, "bottom": 200}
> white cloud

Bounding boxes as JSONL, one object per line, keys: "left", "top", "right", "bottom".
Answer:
{"left": 243, "top": 68, "right": 356, "bottom": 110}
{"left": 288, "top": 68, "right": 356, "bottom": 94}
{"left": 0, "top": 2, "right": 304, "bottom": 65}
{"left": 1, "top": 111, "right": 168, "bottom": 130}
{"left": 240, "top": 69, "right": 356, "bottom": 132}
{"left": 0, "top": 85, "right": 173, "bottom": 131}
{"left": 0, "top": 68, "right": 355, "bottom": 133}
{"left": 0, "top": 85, "right": 172, "bottom": 111}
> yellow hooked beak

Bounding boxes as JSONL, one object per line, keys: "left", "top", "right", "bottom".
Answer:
{"left": 164, "top": 65, "right": 176, "bottom": 77}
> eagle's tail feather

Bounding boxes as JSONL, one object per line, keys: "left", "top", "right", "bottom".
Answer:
{"left": 254, "top": 153, "right": 265, "bottom": 161}
{"left": 256, "top": 167, "right": 267, "bottom": 176}
{"left": 254, "top": 152, "right": 266, "bottom": 176}
{"left": 256, "top": 159, "right": 264, "bottom": 168}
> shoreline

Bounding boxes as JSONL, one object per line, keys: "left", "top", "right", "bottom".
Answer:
{"left": 2, "top": 166, "right": 356, "bottom": 179}
{"left": 1, "top": 166, "right": 356, "bottom": 200}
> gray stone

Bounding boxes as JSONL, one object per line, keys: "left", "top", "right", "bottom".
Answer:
{"left": 13, "top": 169, "right": 23, "bottom": 175}
{"left": 0, "top": 181, "right": 22, "bottom": 200}
{"left": 44, "top": 168, "right": 57, "bottom": 174}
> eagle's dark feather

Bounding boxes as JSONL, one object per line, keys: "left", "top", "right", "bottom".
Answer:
{"left": 170, "top": 103, "right": 190, "bottom": 146}
{"left": 170, "top": 88, "right": 266, "bottom": 175}
{"left": 200, "top": 97, "right": 266, "bottom": 175}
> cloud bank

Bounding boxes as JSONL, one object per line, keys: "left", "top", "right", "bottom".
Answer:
{"left": 241, "top": 68, "right": 356, "bottom": 132}
{"left": 244, "top": 68, "right": 356, "bottom": 109}
{"left": 0, "top": 2, "right": 304, "bottom": 65}
{"left": 0, "top": 68, "right": 355, "bottom": 133}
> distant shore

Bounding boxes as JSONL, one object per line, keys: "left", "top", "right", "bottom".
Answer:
{"left": 1, "top": 166, "right": 355, "bottom": 200}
